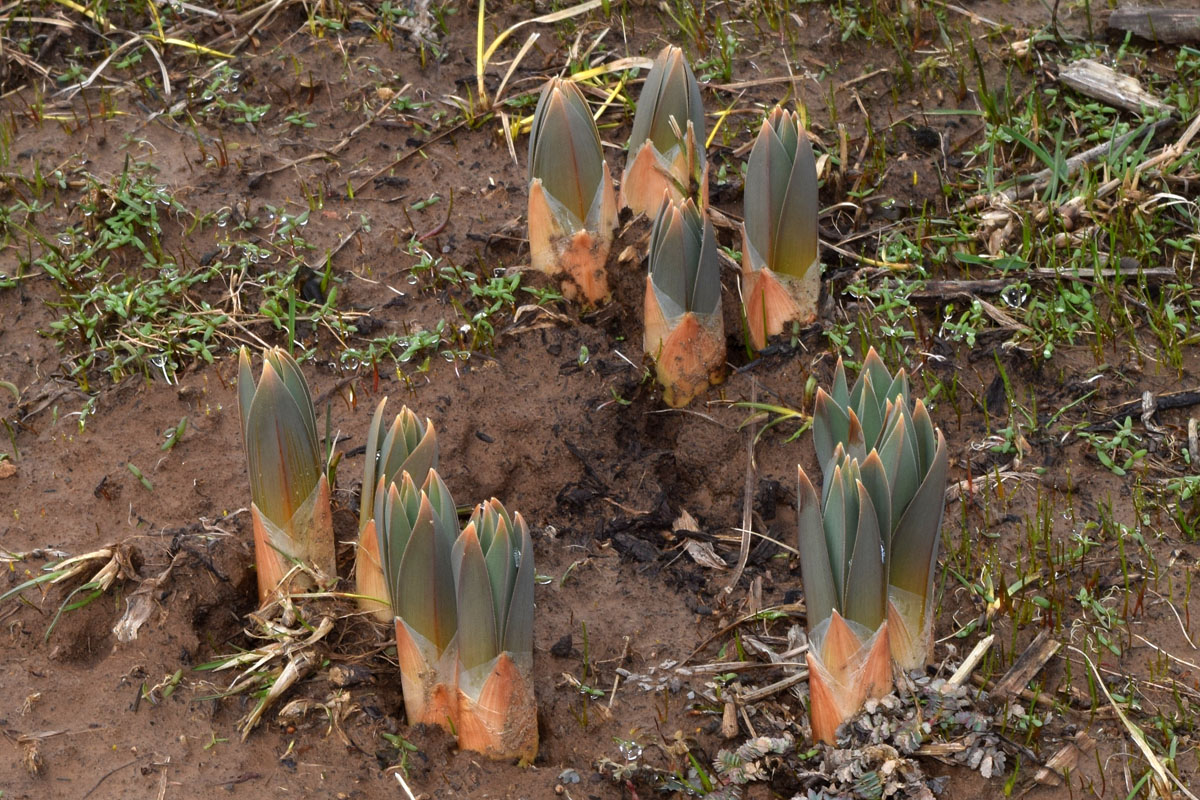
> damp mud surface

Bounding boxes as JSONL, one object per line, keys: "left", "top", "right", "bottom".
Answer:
{"left": 3, "top": 1, "right": 1200, "bottom": 798}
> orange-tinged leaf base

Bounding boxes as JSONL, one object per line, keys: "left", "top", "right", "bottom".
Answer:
{"left": 817, "top": 611, "right": 865, "bottom": 687}
{"left": 644, "top": 276, "right": 726, "bottom": 408}
{"left": 807, "top": 651, "right": 844, "bottom": 745}
{"left": 807, "top": 615, "right": 891, "bottom": 744}
{"left": 619, "top": 141, "right": 685, "bottom": 218}
{"left": 292, "top": 474, "right": 335, "bottom": 582}
{"left": 528, "top": 173, "right": 615, "bottom": 306}
{"left": 556, "top": 229, "right": 610, "bottom": 305}
{"left": 457, "top": 652, "right": 539, "bottom": 764}
{"left": 741, "top": 259, "right": 819, "bottom": 351}
{"left": 251, "top": 504, "right": 293, "bottom": 606}
{"left": 888, "top": 588, "right": 933, "bottom": 672}
{"left": 395, "top": 620, "right": 458, "bottom": 731}
{"left": 861, "top": 621, "right": 893, "bottom": 700}
{"left": 353, "top": 519, "right": 391, "bottom": 622}
{"left": 250, "top": 474, "right": 334, "bottom": 606}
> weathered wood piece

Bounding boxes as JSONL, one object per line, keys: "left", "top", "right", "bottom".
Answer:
{"left": 1109, "top": 6, "right": 1200, "bottom": 45}
{"left": 1059, "top": 58, "right": 1174, "bottom": 116}
{"left": 946, "top": 633, "right": 995, "bottom": 689}
{"left": 989, "top": 630, "right": 1061, "bottom": 700}
{"left": 1032, "top": 731, "right": 1097, "bottom": 787}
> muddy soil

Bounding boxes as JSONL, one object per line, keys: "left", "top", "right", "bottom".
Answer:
{"left": 2, "top": 1, "right": 1199, "bottom": 798}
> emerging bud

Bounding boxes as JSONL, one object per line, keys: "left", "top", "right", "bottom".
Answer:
{"left": 813, "top": 348, "right": 910, "bottom": 477}
{"left": 376, "top": 470, "right": 460, "bottom": 731}
{"left": 620, "top": 46, "right": 706, "bottom": 216}
{"left": 644, "top": 196, "right": 725, "bottom": 407}
{"left": 528, "top": 77, "right": 617, "bottom": 305}
{"left": 742, "top": 107, "right": 821, "bottom": 349}
{"left": 355, "top": 399, "right": 439, "bottom": 621}
{"left": 797, "top": 458, "right": 890, "bottom": 744}
{"left": 879, "top": 398, "right": 948, "bottom": 671}
{"left": 808, "top": 348, "right": 948, "bottom": 674}
{"left": 237, "top": 347, "right": 334, "bottom": 605}
{"left": 453, "top": 499, "right": 537, "bottom": 763}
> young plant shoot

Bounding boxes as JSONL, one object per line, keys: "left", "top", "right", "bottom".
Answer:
{"left": 453, "top": 499, "right": 537, "bottom": 763}
{"left": 621, "top": 45, "right": 706, "bottom": 216}
{"left": 811, "top": 349, "right": 948, "bottom": 672}
{"left": 813, "top": 349, "right": 910, "bottom": 477}
{"left": 877, "top": 396, "right": 948, "bottom": 671}
{"left": 355, "top": 399, "right": 438, "bottom": 621}
{"left": 742, "top": 107, "right": 820, "bottom": 349}
{"left": 237, "top": 347, "right": 335, "bottom": 605}
{"left": 644, "top": 196, "right": 725, "bottom": 407}
{"left": 528, "top": 77, "right": 617, "bottom": 305}
{"left": 797, "top": 453, "right": 891, "bottom": 744}
{"left": 375, "top": 470, "right": 460, "bottom": 731}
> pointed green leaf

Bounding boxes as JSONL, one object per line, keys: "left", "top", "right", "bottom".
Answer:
{"left": 651, "top": 48, "right": 696, "bottom": 155}
{"left": 813, "top": 389, "right": 848, "bottom": 475}
{"left": 244, "top": 362, "right": 321, "bottom": 526}
{"left": 649, "top": 201, "right": 688, "bottom": 318}
{"left": 912, "top": 399, "right": 938, "bottom": 472}
{"left": 237, "top": 346, "right": 255, "bottom": 441}
{"left": 744, "top": 112, "right": 791, "bottom": 272}
{"left": 824, "top": 462, "right": 848, "bottom": 602}
{"left": 397, "top": 492, "right": 457, "bottom": 653}
{"left": 875, "top": 402, "right": 919, "bottom": 527}
{"left": 831, "top": 356, "right": 849, "bottom": 408}
{"left": 853, "top": 370, "right": 883, "bottom": 452}
{"left": 501, "top": 515, "right": 535, "bottom": 657}
{"left": 263, "top": 348, "right": 318, "bottom": 452}
{"left": 772, "top": 117, "right": 819, "bottom": 279}
{"left": 359, "top": 398, "right": 389, "bottom": 531}
{"left": 422, "top": 469, "right": 459, "bottom": 549}
{"left": 890, "top": 431, "right": 947, "bottom": 599}
{"left": 797, "top": 466, "right": 836, "bottom": 628}
{"left": 456, "top": 526, "right": 500, "bottom": 671}
{"left": 691, "top": 211, "right": 720, "bottom": 315}
{"left": 854, "top": 348, "right": 890, "bottom": 407}
{"left": 893, "top": 409, "right": 923, "bottom": 520}
{"left": 529, "top": 78, "right": 603, "bottom": 223}
{"left": 584, "top": 168, "right": 612, "bottom": 232}
{"left": 886, "top": 370, "right": 911, "bottom": 416}
{"left": 650, "top": 199, "right": 715, "bottom": 318}
{"left": 821, "top": 442, "right": 847, "bottom": 507}
{"left": 627, "top": 46, "right": 705, "bottom": 163}
{"left": 627, "top": 47, "right": 671, "bottom": 154}
{"left": 859, "top": 450, "right": 892, "bottom": 556}
{"left": 772, "top": 107, "right": 797, "bottom": 153}
{"left": 380, "top": 479, "right": 415, "bottom": 607}
{"left": 839, "top": 459, "right": 862, "bottom": 590}
{"left": 482, "top": 503, "right": 517, "bottom": 641}
{"left": 843, "top": 479, "right": 886, "bottom": 630}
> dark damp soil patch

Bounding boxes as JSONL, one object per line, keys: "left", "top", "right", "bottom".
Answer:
{"left": 3, "top": 1, "right": 1200, "bottom": 799}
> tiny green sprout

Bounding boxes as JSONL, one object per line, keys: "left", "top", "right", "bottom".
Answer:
{"left": 203, "top": 732, "right": 229, "bottom": 750}
{"left": 285, "top": 111, "right": 316, "bottom": 128}
{"left": 522, "top": 284, "right": 564, "bottom": 306}
{"left": 578, "top": 345, "right": 590, "bottom": 367}
{"left": 126, "top": 462, "right": 153, "bottom": 491}
{"left": 161, "top": 417, "right": 188, "bottom": 451}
